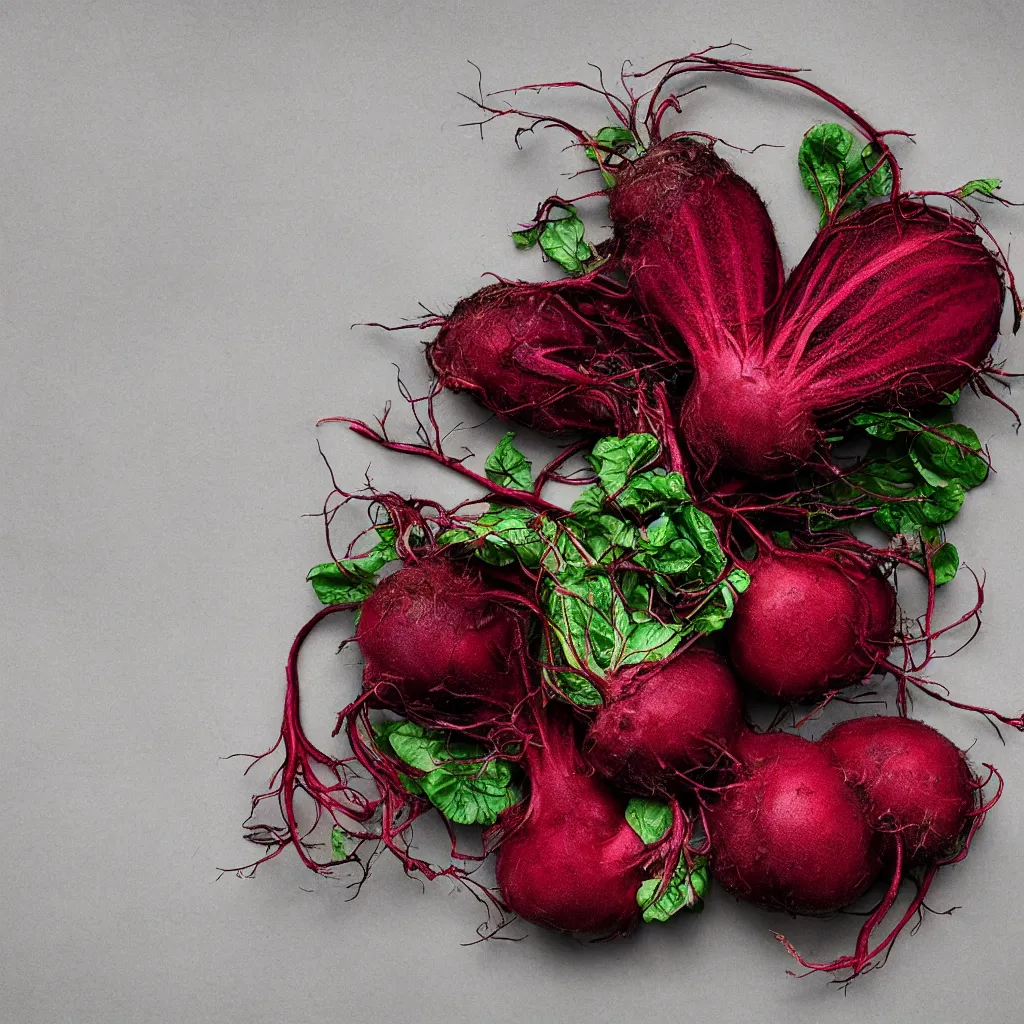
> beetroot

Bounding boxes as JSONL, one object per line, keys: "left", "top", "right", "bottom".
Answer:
{"left": 775, "top": 715, "right": 998, "bottom": 977}
{"left": 608, "top": 138, "right": 784, "bottom": 368}
{"left": 706, "top": 731, "right": 881, "bottom": 915}
{"left": 679, "top": 200, "right": 1005, "bottom": 479}
{"left": 726, "top": 546, "right": 896, "bottom": 701}
{"left": 357, "top": 557, "right": 528, "bottom": 714}
{"left": 427, "top": 277, "right": 665, "bottom": 436}
{"left": 820, "top": 716, "right": 977, "bottom": 862}
{"left": 495, "top": 706, "right": 652, "bottom": 934}
{"left": 584, "top": 647, "right": 745, "bottom": 794}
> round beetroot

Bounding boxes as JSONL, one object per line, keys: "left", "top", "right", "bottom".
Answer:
{"left": 726, "top": 546, "right": 896, "bottom": 701}
{"left": 584, "top": 648, "right": 744, "bottom": 794}
{"left": 707, "top": 731, "right": 880, "bottom": 915}
{"left": 820, "top": 715, "right": 978, "bottom": 861}
{"left": 495, "top": 707, "right": 650, "bottom": 934}
{"left": 356, "top": 558, "right": 527, "bottom": 713}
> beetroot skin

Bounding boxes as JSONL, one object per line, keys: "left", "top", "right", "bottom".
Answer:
{"left": 495, "top": 707, "right": 651, "bottom": 934}
{"left": 584, "top": 648, "right": 745, "bottom": 794}
{"left": 677, "top": 198, "right": 1005, "bottom": 478}
{"left": 356, "top": 558, "right": 527, "bottom": 713}
{"left": 706, "top": 731, "right": 881, "bottom": 914}
{"left": 609, "top": 138, "right": 783, "bottom": 366}
{"left": 727, "top": 546, "right": 896, "bottom": 701}
{"left": 820, "top": 715, "right": 978, "bottom": 861}
{"left": 427, "top": 278, "right": 661, "bottom": 436}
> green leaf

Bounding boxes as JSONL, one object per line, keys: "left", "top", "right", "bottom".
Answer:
{"left": 798, "top": 123, "right": 892, "bottom": 227}
{"left": 330, "top": 825, "right": 347, "bottom": 861}
{"left": 587, "top": 434, "right": 662, "bottom": 495}
{"left": 548, "top": 668, "right": 604, "bottom": 706}
{"left": 538, "top": 207, "right": 592, "bottom": 274}
{"left": 306, "top": 527, "right": 398, "bottom": 605}
{"left": 910, "top": 425, "right": 988, "bottom": 490}
{"left": 931, "top": 542, "right": 960, "bottom": 586}
{"left": 376, "top": 720, "right": 519, "bottom": 825}
{"left": 625, "top": 798, "right": 673, "bottom": 844}
{"left": 584, "top": 125, "right": 636, "bottom": 162}
{"left": 511, "top": 224, "right": 542, "bottom": 249}
{"left": 637, "top": 855, "right": 710, "bottom": 923}
{"left": 799, "top": 123, "right": 854, "bottom": 226}
{"left": 419, "top": 757, "right": 520, "bottom": 826}
{"left": 620, "top": 619, "right": 687, "bottom": 666}
{"left": 485, "top": 432, "right": 534, "bottom": 491}
{"left": 441, "top": 505, "right": 545, "bottom": 568}
{"left": 939, "top": 389, "right": 961, "bottom": 406}
{"left": 959, "top": 178, "right": 1001, "bottom": 199}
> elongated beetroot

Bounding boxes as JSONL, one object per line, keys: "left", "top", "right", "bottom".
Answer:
{"left": 820, "top": 716, "right": 978, "bottom": 861}
{"left": 680, "top": 200, "right": 1005, "bottom": 478}
{"left": 427, "top": 277, "right": 666, "bottom": 436}
{"left": 726, "top": 546, "right": 895, "bottom": 701}
{"left": 357, "top": 557, "right": 528, "bottom": 714}
{"left": 495, "top": 706, "right": 652, "bottom": 934}
{"left": 609, "top": 138, "right": 784, "bottom": 365}
{"left": 706, "top": 731, "right": 880, "bottom": 914}
{"left": 584, "top": 648, "right": 745, "bottom": 794}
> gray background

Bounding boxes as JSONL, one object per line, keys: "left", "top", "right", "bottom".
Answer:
{"left": 3, "top": 1, "right": 1023, "bottom": 1022}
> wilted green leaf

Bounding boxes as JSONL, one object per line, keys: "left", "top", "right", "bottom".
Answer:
{"left": 485, "top": 432, "right": 534, "bottom": 491}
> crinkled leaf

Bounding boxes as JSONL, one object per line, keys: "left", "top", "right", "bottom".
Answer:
{"left": 485, "top": 432, "right": 534, "bottom": 491}
{"left": 584, "top": 125, "right": 637, "bottom": 162}
{"left": 376, "top": 720, "right": 518, "bottom": 825}
{"left": 910, "top": 425, "right": 987, "bottom": 490}
{"left": 442, "top": 505, "right": 545, "bottom": 568}
{"left": 307, "top": 529, "right": 398, "bottom": 605}
{"left": 930, "top": 542, "right": 960, "bottom": 586}
{"left": 511, "top": 224, "right": 542, "bottom": 248}
{"left": 619, "top": 618, "right": 687, "bottom": 666}
{"left": 419, "top": 758, "right": 520, "bottom": 826}
{"left": 625, "top": 798, "right": 673, "bottom": 844}
{"left": 846, "top": 141, "right": 894, "bottom": 205}
{"left": 330, "top": 826, "right": 347, "bottom": 861}
{"left": 799, "top": 123, "right": 854, "bottom": 225}
{"left": 615, "top": 470, "right": 690, "bottom": 515}
{"left": 538, "top": 207, "right": 592, "bottom": 274}
{"left": 798, "top": 123, "right": 892, "bottom": 227}
{"left": 547, "top": 668, "right": 604, "bottom": 706}
{"left": 637, "top": 855, "right": 710, "bottom": 923}
{"left": 688, "top": 569, "right": 748, "bottom": 635}
{"left": 587, "top": 434, "right": 662, "bottom": 495}
{"left": 959, "top": 178, "right": 1001, "bottom": 199}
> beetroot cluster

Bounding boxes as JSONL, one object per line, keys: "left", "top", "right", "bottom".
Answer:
{"left": 237, "top": 51, "right": 1020, "bottom": 983}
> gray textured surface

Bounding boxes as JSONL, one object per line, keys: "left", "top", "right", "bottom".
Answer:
{"left": 2, "top": 2, "right": 1023, "bottom": 1022}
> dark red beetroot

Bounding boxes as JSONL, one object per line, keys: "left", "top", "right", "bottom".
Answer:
{"left": 356, "top": 557, "right": 528, "bottom": 714}
{"left": 609, "top": 138, "right": 784, "bottom": 368}
{"left": 495, "top": 706, "right": 652, "bottom": 934}
{"left": 820, "top": 716, "right": 977, "bottom": 862}
{"left": 584, "top": 647, "right": 745, "bottom": 794}
{"left": 726, "top": 546, "right": 896, "bottom": 702}
{"left": 706, "top": 731, "right": 881, "bottom": 915}
{"left": 678, "top": 199, "right": 1005, "bottom": 479}
{"left": 427, "top": 277, "right": 666, "bottom": 436}
{"left": 778, "top": 715, "right": 997, "bottom": 977}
